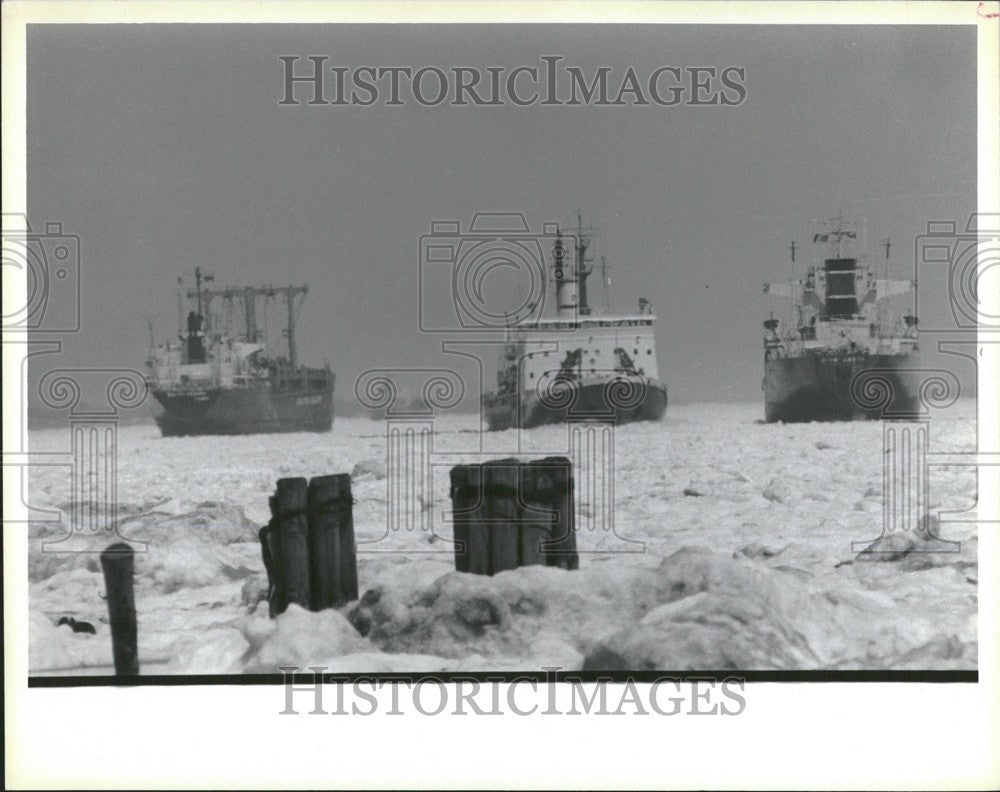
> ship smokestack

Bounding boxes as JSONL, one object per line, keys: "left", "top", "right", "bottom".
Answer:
{"left": 186, "top": 310, "right": 206, "bottom": 363}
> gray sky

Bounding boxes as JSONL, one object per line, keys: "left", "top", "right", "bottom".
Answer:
{"left": 27, "top": 24, "right": 977, "bottom": 411}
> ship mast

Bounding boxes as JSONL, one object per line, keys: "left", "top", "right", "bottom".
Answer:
{"left": 285, "top": 285, "right": 308, "bottom": 368}
{"left": 576, "top": 214, "right": 594, "bottom": 316}
{"left": 185, "top": 280, "right": 309, "bottom": 367}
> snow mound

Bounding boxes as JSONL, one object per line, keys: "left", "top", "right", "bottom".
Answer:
{"left": 239, "top": 605, "right": 373, "bottom": 673}
{"left": 352, "top": 458, "right": 387, "bottom": 481}
{"left": 582, "top": 546, "right": 968, "bottom": 670}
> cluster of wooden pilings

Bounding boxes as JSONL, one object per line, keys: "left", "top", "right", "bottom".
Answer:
{"left": 93, "top": 457, "right": 578, "bottom": 676}
{"left": 259, "top": 474, "right": 359, "bottom": 616}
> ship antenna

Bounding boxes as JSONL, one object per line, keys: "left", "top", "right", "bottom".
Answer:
{"left": 176, "top": 275, "right": 183, "bottom": 340}
{"left": 601, "top": 255, "right": 610, "bottom": 310}
{"left": 788, "top": 240, "right": 796, "bottom": 333}
{"left": 883, "top": 238, "right": 891, "bottom": 289}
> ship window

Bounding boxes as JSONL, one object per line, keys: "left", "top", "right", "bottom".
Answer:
{"left": 634, "top": 349, "right": 638, "bottom": 355}
{"left": 529, "top": 372, "right": 534, "bottom": 378}
{"left": 590, "top": 358, "right": 595, "bottom": 364}
{"left": 647, "top": 349, "right": 652, "bottom": 354}
{"left": 543, "top": 351, "right": 549, "bottom": 357}
{"left": 590, "top": 368, "right": 596, "bottom": 374}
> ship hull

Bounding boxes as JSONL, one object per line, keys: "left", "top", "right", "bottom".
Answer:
{"left": 763, "top": 352, "right": 918, "bottom": 423}
{"left": 483, "top": 378, "right": 667, "bottom": 432}
{"left": 152, "top": 378, "right": 334, "bottom": 437}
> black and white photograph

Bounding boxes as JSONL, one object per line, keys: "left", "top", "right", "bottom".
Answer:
{"left": 4, "top": 1, "right": 998, "bottom": 789}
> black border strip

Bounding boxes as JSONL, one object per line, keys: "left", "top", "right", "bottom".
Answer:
{"left": 28, "top": 669, "right": 978, "bottom": 687}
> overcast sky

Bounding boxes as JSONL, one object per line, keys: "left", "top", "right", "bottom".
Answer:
{"left": 27, "top": 24, "right": 977, "bottom": 411}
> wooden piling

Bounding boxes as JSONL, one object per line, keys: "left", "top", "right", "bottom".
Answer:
{"left": 100, "top": 542, "right": 138, "bottom": 676}
{"left": 487, "top": 459, "right": 522, "bottom": 574}
{"left": 261, "top": 495, "right": 280, "bottom": 617}
{"left": 451, "top": 464, "right": 492, "bottom": 575}
{"left": 449, "top": 465, "right": 474, "bottom": 573}
{"left": 271, "top": 477, "right": 310, "bottom": 614}
{"left": 519, "top": 462, "right": 550, "bottom": 568}
{"left": 308, "top": 474, "right": 358, "bottom": 610}
{"left": 542, "top": 456, "right": 579, "bottom": 570}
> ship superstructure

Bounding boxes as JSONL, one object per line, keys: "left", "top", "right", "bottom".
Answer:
{"left": 762, "top": 216, "right": 918, "bottom": 422}
{"left": 147, "top": 268, "right": 334, "bottom": 436}
{"left": 483, "top": 218, "right": 667, "bottom": 431}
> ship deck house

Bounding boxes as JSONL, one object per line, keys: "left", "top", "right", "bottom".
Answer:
{"left": 511, "top": 314, "right": 659, "bottom": 383}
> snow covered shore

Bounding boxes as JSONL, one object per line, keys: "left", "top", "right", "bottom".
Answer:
{"left": 27, "top": 401, "right": 978, "bottom": 674}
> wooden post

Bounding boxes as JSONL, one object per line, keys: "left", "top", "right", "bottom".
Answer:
{"left": 451, "top": 464, "right": 491, "bottom": 574}
{"left": 449, "top": 465, "right": 474, "bottom": 573}
{"left": 519, "top": 462, "right": 550, "bottom": 567}
{"left": 487, "top": 459, "right": 521, "bottom": 574}
{"left": 100, "top": 542, "right": 138, "bottom": 676}
{"left": 308, "top": 474, "right": 358, "bottom": 610}
{"left": 261, "top": 495, "right": 281, "bottom": 617}
{"left": 542, "top": 456, "right": 579, "bottom": 570}
{"left": 271, "top": 477, "right": 310, "bottom": 614}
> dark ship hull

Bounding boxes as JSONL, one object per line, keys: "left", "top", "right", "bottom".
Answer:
{"left": 152, "top": 371, "right": 334, "bottom": 437}
{"left": 483, "top": 379, "right": 667, "bottom": 431}
{"left": 763, "top": 352, "right": 917, "bottom": 423}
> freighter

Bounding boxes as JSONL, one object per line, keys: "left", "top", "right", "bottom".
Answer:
{"left": 483, "top": 218, "right": 667, "bottom": 431}
{"left": 762, "top": 216, "right": 918, "bottom": 422}
{"left": 146, "top": 268, "right": 334, "bottom": 436}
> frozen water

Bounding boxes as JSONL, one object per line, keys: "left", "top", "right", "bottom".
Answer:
{"left": 27, "top": 400, "right": 978, "bottom": 673}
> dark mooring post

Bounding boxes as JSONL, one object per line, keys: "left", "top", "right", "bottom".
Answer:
{"left": 487, "top": 459, "right": 522, "bottom": 575}
{"left": 449, "top": 465, "right": 473, "bottom": 574}
{"left": 307, "top": 474, "right": 358, "bottom": 610}
{"left": 100, "top": 542, "right": 138, "bottom": 676}
{"left": 519, "top": 462, "right": 550, "bottom": 568}
{"left": 542, "top": 456, "right": 579, "bottom": 570}
{"left": 260, "top": 496, "right": 279, "bottom": 617}
{"left": 450, "top": 464, "right": 490, "bottom": 575}
{"left": 271, "top": 477, "right": 310, "bottom": 614}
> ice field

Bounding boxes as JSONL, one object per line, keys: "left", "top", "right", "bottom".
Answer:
{"left": 27, "top": 401, "right": 979, "bottom": 674}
